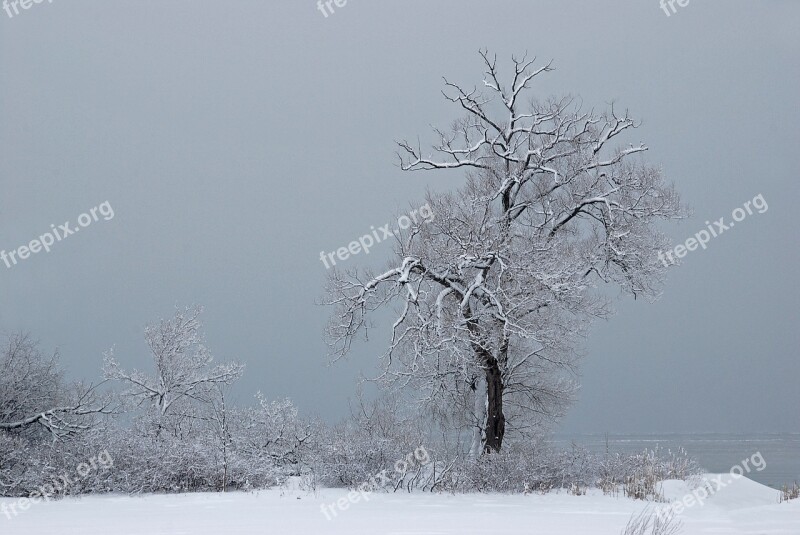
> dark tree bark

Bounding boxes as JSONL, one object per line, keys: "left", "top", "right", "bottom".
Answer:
{"left": 470, "top": 320, "right": 507, "bottom": 453}
{"left": 483, "top": 356, "right": 505, "bottom": 453}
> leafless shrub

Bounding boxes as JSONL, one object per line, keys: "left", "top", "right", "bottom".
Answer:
{"left": 780, "top": 482, "right": 799, "bottom": 503}
{"left": 432, "top": 441, "right": 700, "bottom": 496}
{"left": 311, "top": 394, "right": 430, "bottom": 490}
{"left": 569, "top": 482, "right": 587, "bottom": 496}
{"left": 600, "top": 446, "right": 700, "bottom": 501}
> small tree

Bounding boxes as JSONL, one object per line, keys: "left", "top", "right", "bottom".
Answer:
{"left": 236, "top": 395, "right": 314, "bottom": 471}
{"left": 104, "top": 306, "right": 243, "bottom": 437}
{"left": 325, "top": 51, "right": 684, "bottom": 453}
{"left": 207, "top": 384, "right": 233, "bottom": 491}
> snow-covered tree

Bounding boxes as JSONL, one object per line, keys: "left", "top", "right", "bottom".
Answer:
{"left": 104, "top": 306, "right": 243, "bottom": 435}
{"left": 101, "top": 307, "right": 247, "bottom": 491}
{"left": 207, "top": 384, "right": 234, "bottom": 491}
{"left": 325, "top": 51, "right": 685, "bottom": 453}
{"left": 0, "top": 333, "right": 114, "bottom": 496}
{"left": 235, "top": 394, "right": 315, "bottom": 471}
{"left": 0, "top": 333, "right": 112, "bottom": 440}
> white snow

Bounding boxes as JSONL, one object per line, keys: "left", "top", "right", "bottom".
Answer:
{"left": 1, "top": 474, "right": 797, "bottom": 534}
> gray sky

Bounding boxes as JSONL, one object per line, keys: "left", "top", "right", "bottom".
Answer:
{"left": 1, "top": 0, "right": 798, "bottom": 434}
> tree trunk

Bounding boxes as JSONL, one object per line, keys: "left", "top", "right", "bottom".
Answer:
{"left": 469, "top": 374, "right": 487, "bottom": 457}
{"left": 482, "top": 356, "right": 505, "bottom": 453}
{"left": 467, "top": 316, "right": 506, "bottom": 453}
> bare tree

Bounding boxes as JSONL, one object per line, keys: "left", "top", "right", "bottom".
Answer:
{"left": 208, "top": 383, "right": 233, "bottom": 491}
{"left": 325, "top": 50, "right": 684, "bottom": 453}
{"left": 0, "top": 333, "right": 113, "bottom": 441}
{"left": 104, "top": 306, "right": 243, "bottom": 435}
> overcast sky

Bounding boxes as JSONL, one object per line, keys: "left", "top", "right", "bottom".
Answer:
{"left": 1, "top": 0, "right": 797, "bottom": 434}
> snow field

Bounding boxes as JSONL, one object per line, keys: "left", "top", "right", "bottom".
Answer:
{"left": 2, "top": 473, "right": 798, "bottom": 534}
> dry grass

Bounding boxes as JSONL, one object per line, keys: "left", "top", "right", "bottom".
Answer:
{"left": 621, "top": 506, "right": 682, "bottom": 535}
{"left": 779, "top": 482, "right": 799, "bottom": 503}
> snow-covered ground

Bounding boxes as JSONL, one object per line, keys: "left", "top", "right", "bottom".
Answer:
{"left": 2, "top": 475, "right": 797, "bottom": 534}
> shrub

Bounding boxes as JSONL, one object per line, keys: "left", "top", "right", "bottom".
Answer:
{"left": 780, "top": 482, "right": 799, "bottom": 503}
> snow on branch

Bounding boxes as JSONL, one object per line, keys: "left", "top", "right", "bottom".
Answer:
{"left": 104, "top": 306, "right": 244, "bottom": 416}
